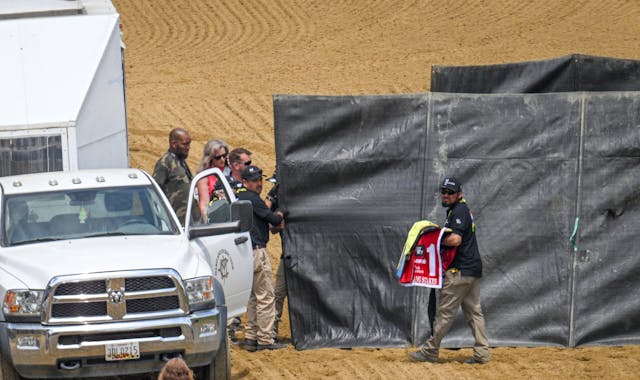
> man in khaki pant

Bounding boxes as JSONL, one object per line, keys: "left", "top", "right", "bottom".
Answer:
{"left": 409, "top": 177, "right": 490, "bottom": 364}
{"left": 237, "top": 165, "right": 287, "bottom": 351}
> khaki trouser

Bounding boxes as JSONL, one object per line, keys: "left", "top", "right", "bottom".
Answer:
{"left": 244, "top": 247, "right": 276, "bottom": 345}
{"left": 273, "top": 258, "right": 287, "bottom": 338}
{"left": 420, "top": 269, "right": 490, "bottom": 363}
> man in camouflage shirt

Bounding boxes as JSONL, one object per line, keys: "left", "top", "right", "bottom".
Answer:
{"left": 152, "top": 128, "right": 194, "bottom": 224}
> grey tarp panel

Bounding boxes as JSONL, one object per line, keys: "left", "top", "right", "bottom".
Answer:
{"left": 431, "top": 54, "right": 640, "bottom": 93}
{"left": 573, "top": 93, "right": 640, "bottom": 346}
{"left": 415, "top": 93, "right": 580, "bottom": 347}
{"left": 273, "top": 92, "right": 640, "bottom": 350}
{"left": 273, "top": 95, "right": 428, "bottom": 349}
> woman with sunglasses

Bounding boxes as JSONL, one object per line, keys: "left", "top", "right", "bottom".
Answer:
{"left": 196, "top": 139, "right": 231, "bottom": 222}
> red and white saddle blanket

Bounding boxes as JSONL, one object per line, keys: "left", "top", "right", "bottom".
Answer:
{"left": 396, "top": 221, "right": 456, "bottom": 288}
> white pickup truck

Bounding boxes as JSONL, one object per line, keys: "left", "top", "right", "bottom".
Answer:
{"left": 0, "top": 168, "right": 253, "bottom": 379}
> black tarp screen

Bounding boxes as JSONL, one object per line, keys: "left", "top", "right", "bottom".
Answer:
{"left": 273, "top": 91, "right": 640, "bottom": 350}
{"left": 430, "top": 54, "right": 640, "bottom": 93}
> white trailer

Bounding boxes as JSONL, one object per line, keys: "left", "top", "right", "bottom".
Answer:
{"left": 0, "top": 0, "right": 128, "bottom": 176}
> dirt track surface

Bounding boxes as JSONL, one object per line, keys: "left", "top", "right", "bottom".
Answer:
{"left": 112, "top": 1, "right": 640, "bottom": 378}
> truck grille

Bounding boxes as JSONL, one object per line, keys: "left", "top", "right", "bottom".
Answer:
{"left": 43, "top": 270, "right": 189, "bottom": 325}
{"left": 56, "top": 280, "right": 106, "bottom": 295}
{"left": 52, "top": 302, "right": 108, "bottom": 318}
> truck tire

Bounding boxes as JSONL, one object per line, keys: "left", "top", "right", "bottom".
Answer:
{"left": 198, "top": 334, "right": 230, "bottom": 380}
{"left": 0, "top": 351, "right": 21, "bottom": 380}
{"left": 213, "top": 334, "right": 231, "bottom": 380}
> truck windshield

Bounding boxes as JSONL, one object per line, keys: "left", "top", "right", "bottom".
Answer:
{"left": 3, "top": 185, "right": 179, "bottom": 246}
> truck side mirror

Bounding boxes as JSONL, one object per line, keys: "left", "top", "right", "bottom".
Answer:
{"left": 231, "top": 200, "right": 253, "bottom": 233}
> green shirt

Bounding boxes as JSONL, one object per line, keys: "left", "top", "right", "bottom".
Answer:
{"left": 152, "top": 151, "right": 193, "bottom": 224}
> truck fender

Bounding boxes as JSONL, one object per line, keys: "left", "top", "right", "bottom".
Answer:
{"left": 212, "top": 277, "right": 226, "bottom": 311}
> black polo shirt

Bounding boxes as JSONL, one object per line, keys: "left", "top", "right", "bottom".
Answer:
{"left": 445, "top": 200, "right": 483, "bottom": 277}
{"left": 237, "top": 188, "right": 282, "bottom": 247}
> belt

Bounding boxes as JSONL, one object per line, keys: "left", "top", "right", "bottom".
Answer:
{"left": 253, "top": 244, "right": 266, "bottom": 249}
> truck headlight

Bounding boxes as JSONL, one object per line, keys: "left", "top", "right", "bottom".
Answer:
{"left": 3, "top": 290, "right": 44, "bottom": 321}
{"left": 184, "top": 276, "right": 214, "bottom": 312}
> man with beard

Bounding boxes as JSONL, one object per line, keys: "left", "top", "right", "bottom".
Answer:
{"left": 237, "top": 165, "right": 287, "bottom": 351}
{"left": 409, "top": 177, "right": 490, "bottom": 365}
{"left": 152, "top": 128, "right": 195, "bottom": 224}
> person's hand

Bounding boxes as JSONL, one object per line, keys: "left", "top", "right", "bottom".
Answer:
{"left": 270, "top": 217, "right": 285, "bottom": 234}
{"left": 270, "top": 225, "right": 283, "bottom": 234}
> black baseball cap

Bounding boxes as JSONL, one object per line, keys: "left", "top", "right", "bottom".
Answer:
{"left": 241, "top": 165, "right": 264, "bottom": 181}
{"left": 440, "top": 177, "right": 461, "bottom": 192}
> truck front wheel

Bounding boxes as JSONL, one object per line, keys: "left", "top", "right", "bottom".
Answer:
{"left": 0, "top": 350, "right": 21, "bottom": 380}
{"left": 198, "top": 334, "right": 230, "bottom": 380}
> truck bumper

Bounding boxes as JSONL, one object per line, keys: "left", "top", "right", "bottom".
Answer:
{"left": 0, "top": 308, "right": 223, "bottom": 379}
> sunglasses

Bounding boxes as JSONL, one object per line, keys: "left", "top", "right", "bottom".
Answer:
{"left": 242, "top": 160, "right": 252, "bottom": 166}
{"left": 440, "top": 189, "right": 456, "bottom": 195}
{"left": 213, "top": 153, "right": 228, "bottom": 160}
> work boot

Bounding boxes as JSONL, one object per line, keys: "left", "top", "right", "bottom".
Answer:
{"left": 256, "top": 342, "right": 287, "bottom": 351}
{"left": 242, "top": 339, "right": 257, "bottom": 352}
{"left": 228, "top": 317, "right": 242, "bottom": 345}
{"left": 409, "top": 351, "right": 438, "bottom": 363}
{"left": 464, "top": 357, "right": 488, "bottom": 365}
{"left": 228, "top": 329, "right": 239, "bottom": 345}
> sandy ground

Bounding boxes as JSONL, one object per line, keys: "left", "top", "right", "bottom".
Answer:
{"left": 111, "top": 0, "right": 640, "bottom": 378}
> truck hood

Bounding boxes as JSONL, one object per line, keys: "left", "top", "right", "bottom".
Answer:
{"left": 0, "top": 235, "right": 205, "bottom": 289}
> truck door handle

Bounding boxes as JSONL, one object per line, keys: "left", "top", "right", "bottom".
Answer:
{"left": 234, "top": 236, "right": 248, "bottom": 245}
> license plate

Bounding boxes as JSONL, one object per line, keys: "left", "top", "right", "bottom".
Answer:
{"left": 105, "top": 341, "right": 140, "bottom": 361}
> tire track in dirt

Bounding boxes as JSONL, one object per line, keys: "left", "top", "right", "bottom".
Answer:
{"left": 235, "top": 0, "right": 288, "bottom": 50}
{"left": 205, "top": 2, "right": 249, "bottom": 55}
{"left": 156, "top": 1, "right": 207, "bottom": 53}
{"left": 118, "top": 1, "right": 156, "bottom": 57}
{"left": 215, "top": 98, "right": 273, "bottom": 160}
{"left": 209, "top": 0, "right": 282, "bottom": 56}
{"left": 138, "top": 2, "right": 174, "bottom": 58}
{"left": 120, "top": 2, "right": 206, "bottom": 68}
{"left": 224, "top": 0, "right": 313, "bottom": 55}
{"left": 338, "top": 0, "right": 422, "bottom": 30}
{"left": 234, "top": 96, "right": 275, "bottom": 155}
{"left": 270, "top": 0, "right": 312, "bottom": 46}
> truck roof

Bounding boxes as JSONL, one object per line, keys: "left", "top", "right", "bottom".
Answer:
{"left": 0, "top": 0, "right": 117, "bottom": 19}
{"left": 0, "top": 169, "right": 153, "bottom": 195}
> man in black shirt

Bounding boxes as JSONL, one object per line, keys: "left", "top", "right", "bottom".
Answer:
{"left": 410, "top": 177, "right": 490, "bottom": 364}
{"left": 237, "top": 165, "right": 286, "bottom": 351}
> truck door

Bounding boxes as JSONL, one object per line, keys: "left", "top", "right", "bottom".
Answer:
{"left": 185, "top": 168, "right": 253, "bottom": 318}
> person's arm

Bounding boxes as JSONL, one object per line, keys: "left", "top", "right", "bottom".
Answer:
{"left": 196, "top": 178, "right": 210, "bottom": 223}
{"left": 152, "top": 158, "right": 169, "bottom": 189}
{"left": 252, "top": 194, "right": 283, "bottom": 225}
{"left": 442, "top": 204, "right": 469, "bottom": 247}
{"left": 442, "top": 232, "right": 461, "bottom": 247}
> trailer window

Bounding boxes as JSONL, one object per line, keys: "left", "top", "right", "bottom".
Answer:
{"left": 0, "top": 136, "right": 63, "bottom": 177}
